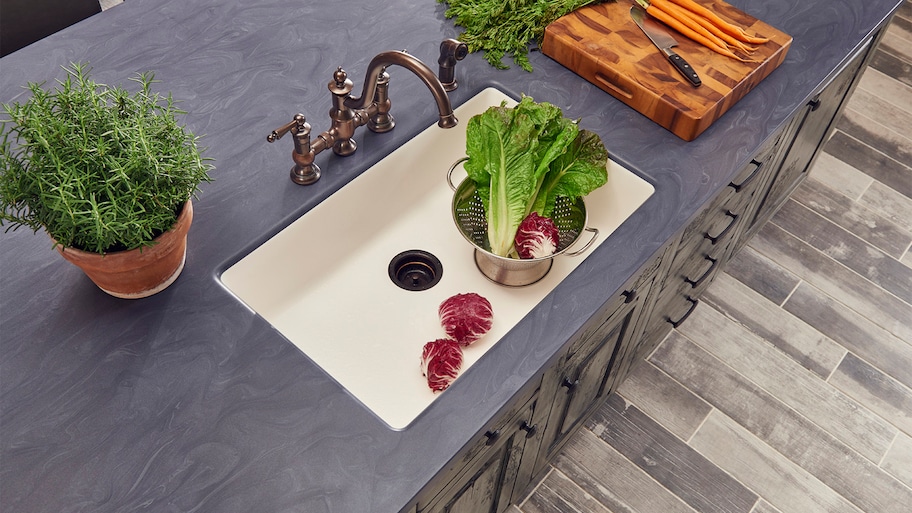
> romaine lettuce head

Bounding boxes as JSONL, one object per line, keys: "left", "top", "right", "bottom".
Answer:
{"left": 464, "top": 96, "right": 608, "bottom": 257}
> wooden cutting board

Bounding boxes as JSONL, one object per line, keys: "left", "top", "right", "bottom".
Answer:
{"left": 542, "top": 0, "right": 792, "bottom": 141}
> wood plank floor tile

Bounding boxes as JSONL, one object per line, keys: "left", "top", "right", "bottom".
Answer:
{"left": 823, "top": 130, "right": 912, "bottom": 198}
{"left": 676, "top": 304, "right": 896, "bottom": 463}
{"left": 806, "top": 152, "right": 874, "bottom": 202}
{"left": 750, "top": 222, "right": 912, "bottom": 342}
{"left": 882, "top": 17, "right": 912, "bottom": 60}
{"left": 856, "top": 67, "right": 912, "bottom": 115}
{"left": 689, "top": 410, "right": 865, "bottom": 513}
{"left": 614, "top": 361, "right": 712, "bottom": 442}
{"left": 701, "top": 272, "right": 845, "bottom": 379}
{"left": 519, "top": 468, "right": 616, "bottom": 513}
{"left": 771, "top": 199, "right": 912, "bottom": 304}
{"left": 650, "top": 332, "right": 912, "bottom": 513}
{"left": 896, "top": 1, "right": 912, "bottom": 23}
{"left": 721, "top": 246, "right": 799, "bottom": 306}
{"left": 870, "top": 49, "right": 912, "bottom": 88}
{"left": 550, "top": 430, "right": 698, "bottom": 513}
{"left": 838, "top": 92, "right": 912, "bottom": 162}
{"left": 783, "top": 282, "right": 912, "bottom": 390}
{"left": 881, "top": 432, "right": 912, "bottom": 487}
{"left": 788, "top": 178, "right": 912, "bottom": 259}
{"left": 858, "top": 180, "right": 912, "bottom": 233}
{"left": 586, "top": 394, "right": 757, "bottom": 513}
{"left": 828, "top": 351, "right": 912, "bottom": 436}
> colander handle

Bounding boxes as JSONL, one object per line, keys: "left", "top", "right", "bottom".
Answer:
{"left": 563, "top": 227, "right": 599, "bottom": 257}
{"left": 447, "top": 157, "right": 470, "bottom": 191}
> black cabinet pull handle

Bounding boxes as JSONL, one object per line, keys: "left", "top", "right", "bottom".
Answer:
{"left": 668, "top": 296, "right": 699, "bottom": 328}
{"left": 520, "top": 421, "right": 538, "bottom": 439}
{"left": 705, "top": 210, "right": 739, "bottom": 245}
{"left": 622, "top": 289, "right": 637, "bottom": 304}
{"left": 685, "top": 256, "right": 719, "bottom": 288}
{"left": 484, "top": 429, "right": 500, "bottom": 446}
{"left": 561, "top": 377, "right": 579, "bottom": 393}
{"left": 729, "top": 159, "right": 763, "bottom": 192}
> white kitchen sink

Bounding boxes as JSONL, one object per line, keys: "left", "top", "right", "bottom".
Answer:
{"left": 220, "top": 88, "right": 654, "bottom": 429}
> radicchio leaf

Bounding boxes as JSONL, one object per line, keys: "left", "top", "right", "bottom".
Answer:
{"left": 420, "top": 338, "right": 464, "bottom": 392}
{"left": 514, "top": 212, "right": 559, "bottom": 259}
{"left": 439, "top": 292, "right": 494, "bottom": 346}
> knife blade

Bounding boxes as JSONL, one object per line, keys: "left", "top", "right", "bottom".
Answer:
{"left": 630, "top": 6, "right": 702, "bottom": 87}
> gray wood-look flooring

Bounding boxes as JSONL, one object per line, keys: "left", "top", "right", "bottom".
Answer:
{"left": 514, "top": 2, "right": 912, "bottom": 513}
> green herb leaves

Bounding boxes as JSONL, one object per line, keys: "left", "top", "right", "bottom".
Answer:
{"left": 0, "top": 63, "right": 213, "bottom": 253}
{"left": 437, "top": 0, "right": 599, "bottom": 71}
{"left": 464, "top": 96, "right": 607, "bottom": 257}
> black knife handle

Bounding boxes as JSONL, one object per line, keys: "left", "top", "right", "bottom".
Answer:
{"left": 667, "top": 52, "right": 702, "bottom": 87}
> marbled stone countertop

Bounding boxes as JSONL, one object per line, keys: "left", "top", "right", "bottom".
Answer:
{"left": 0, "top": 1, "right": 901, "bottom": 511}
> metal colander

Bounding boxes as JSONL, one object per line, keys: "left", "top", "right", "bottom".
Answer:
{"left": 447, "top": 158, "right": 598, "bottom": 286}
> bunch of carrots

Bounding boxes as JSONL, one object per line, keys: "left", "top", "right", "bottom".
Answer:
{"left": 633, "top": 0, "right": 769, "bottom": 62}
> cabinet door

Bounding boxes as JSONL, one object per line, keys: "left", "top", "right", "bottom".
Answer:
{"left": 420, "top": 398, "right": 538, "bottom": 513}
{"left": 539, "top": 288, "right": 642, "bottom": 463}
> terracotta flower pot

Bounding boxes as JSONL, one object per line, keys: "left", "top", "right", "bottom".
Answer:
{"left": 55, "top": 200, "right": 194, "bottom": 299}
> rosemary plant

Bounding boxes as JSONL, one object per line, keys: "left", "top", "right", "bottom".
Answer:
{"left": 0, "top": 63, "right": 213, "bottom": 253}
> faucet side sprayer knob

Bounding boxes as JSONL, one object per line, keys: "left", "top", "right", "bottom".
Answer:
{"left": 438, "top": 39, "right": 468, "bottom": 92}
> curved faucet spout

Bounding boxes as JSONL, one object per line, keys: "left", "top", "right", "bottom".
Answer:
{"left": 344, "top": 50, "right": 458, "bottom": 128}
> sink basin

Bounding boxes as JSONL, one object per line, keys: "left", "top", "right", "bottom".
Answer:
{"left": 221, "top": 88, "right": 654, "bottom": 428}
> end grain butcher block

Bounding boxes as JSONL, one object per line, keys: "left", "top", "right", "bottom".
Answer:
{"left": 542, "top": 0, "right": 792, "bottom": 140}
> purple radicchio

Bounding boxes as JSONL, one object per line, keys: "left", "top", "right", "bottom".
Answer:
{"left": 420, "top": 338, "right": 464, "bottom": 392}
{"left": 439, "top": 292, "right": 494, "bottom": 346}
{"left": 514, "top": 212, "right": 559, "bottom": 259}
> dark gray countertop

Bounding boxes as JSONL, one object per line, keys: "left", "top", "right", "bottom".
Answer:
{"left": 0, "top": 1, "right": 901, "bottom": 511}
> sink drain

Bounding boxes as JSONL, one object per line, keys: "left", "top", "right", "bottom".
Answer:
{"left": 389, "top": 250, "right": 443, "bottom": 291}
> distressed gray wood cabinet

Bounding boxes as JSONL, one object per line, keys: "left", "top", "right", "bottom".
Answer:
{"left": 407, "top": 20, "right": 883, "bottom": 513}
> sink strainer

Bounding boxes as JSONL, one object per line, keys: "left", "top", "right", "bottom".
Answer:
{"left": 388, "top": 250, "right": 443, "bottom": 291}
{"left": 447, "top": 158, "right": 598, "bottom": 286}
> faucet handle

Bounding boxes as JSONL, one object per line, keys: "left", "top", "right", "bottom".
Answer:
{"left": 267, "top": 113, "right": 307, "bottom": 143}
{"left": 438, "top": 39, "right": 468, "bottom": 92}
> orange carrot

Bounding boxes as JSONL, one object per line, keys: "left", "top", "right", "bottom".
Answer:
{"left": 650, "top": 0, "right": 729, "bottom": 51}
{"left": 666, "top": 0, "right": 769, "bottom": 44}
{"left": 656, "top": 0, "right": 757, "bottom": 54}
{"left": 643, "top": 3, "right": 750, "bottom": 61}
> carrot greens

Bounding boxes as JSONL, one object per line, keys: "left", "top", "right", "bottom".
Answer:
{"left": 437, "top": 0, "right": 601, "bottom": 72}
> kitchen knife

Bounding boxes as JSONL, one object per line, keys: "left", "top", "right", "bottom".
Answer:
{"left": 630, "top": 6, "right": 702, "bottom": 87}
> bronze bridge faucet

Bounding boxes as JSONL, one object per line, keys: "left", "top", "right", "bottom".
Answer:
{"left": 267, "top": 39, "right": 469, "bottom": 185}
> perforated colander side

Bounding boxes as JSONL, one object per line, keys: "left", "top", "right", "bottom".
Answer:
{"left": 452, "top": 179, "right": 587, "bottom": 254}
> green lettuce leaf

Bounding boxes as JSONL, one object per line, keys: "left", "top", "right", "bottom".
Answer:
{"left": 530, "top": 129, "right": 608, "bottom": 218}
